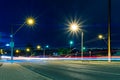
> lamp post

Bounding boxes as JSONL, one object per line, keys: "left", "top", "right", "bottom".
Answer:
{"left": 15, "top": 49, "right": 20, "bottom": 56}
{"left": 26, "top": 48, "right": 31, "bottom": 56}
{"left": 37, "top": 45, "right": 41, "bottom": 50}
{"left": 26, "top": 48, "right": 30, "bottom": 52}
{"left": 10, "top": 17, "right": 35, "bottom": 61}
{"left": 43, "top": 45, "right": 49, "bottom": 58}
{"left": 68, "top": 22, "right": 83, "bottom": 60}
{"left": 98, "top": 33, "right": 111, "bottom": 62}
{"left": 10, "top": 33, "right": 14, "bottom": 61}
{"left": 98, "top": 34, "right": 107, "bottom": 45}
{"left": 81, "top": 31, "right": 84, "bottom": 60}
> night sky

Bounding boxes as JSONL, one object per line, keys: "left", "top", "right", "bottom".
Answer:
{"left": 0, "top": 0, "right": 120, "bottom": 48}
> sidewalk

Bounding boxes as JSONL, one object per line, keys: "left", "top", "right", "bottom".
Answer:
{"left": 0, "top": 63, "right": 52, "bottom": 80}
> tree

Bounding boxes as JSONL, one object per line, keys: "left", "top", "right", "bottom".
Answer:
{"left": 58, "top": 48, "right": 70, "bottom": 56}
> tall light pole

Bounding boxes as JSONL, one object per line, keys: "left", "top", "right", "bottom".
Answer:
{"left": 10, "top": 17, "right": 35, "bottom": 61}
{"left": 68, "top": 22, "right": 83, "bottom": 60}
{"left": 81, "top": 31, "right": 84, "bottom": 60}
{"left": 10, "top": 27, "right": 14, "bottom": 61}
{"left": 43, "top": 45, "right": 49, "bottom": 58}
{"left": 108, "top": 0, "right": 111, "bottom": 62}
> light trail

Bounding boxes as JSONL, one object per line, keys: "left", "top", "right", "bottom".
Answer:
{"left": 1, "top": 56, "right": 120, "bottom": 63}
{"left": 14, "top": 56, "right": 120, "bottom": 61}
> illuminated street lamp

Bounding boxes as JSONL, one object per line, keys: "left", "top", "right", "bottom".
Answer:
{"left": 25, "top": 48, "right": 31, "bottom": 56}
{"left": 26, "top": 48, "right": 30, "bottom": 52}
{"left": 10, "top": 17, "right": 36, "bottom": 61}
{"left": 68, "top": 21, "right": 84, "bottom": 60}
{"left": 69, "top": 23, "right": 79, "bottom": 32}
{"left": 98, "top": 34, "right": 107, "bottom": 45}
{"left": 43, "top": 45, "right": 49, "bottom": 58}
{"left": 46, "top": 45, "right": 49, "bottom": 48}
{"left": 69, "top": 40, "right": 73, "bottom": 49}
{"left": 26, "top": 17, "right": 35, "bottom": 26}
{"left": 15, "top": 49, "right": 20, "bottom": 56}
{"left": 0, "top": 49, "right": 3, "bottom": 54}
{"left": 15, "top": 49, "right": 20, "bottom": 53}
{"left": 98, "top": 34, "right": 104, "bottom": 39}
{"left": 37, "top": 45, "right": 41, "bottom": 50}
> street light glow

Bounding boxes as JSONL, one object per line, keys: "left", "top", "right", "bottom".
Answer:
{"left": 70, "top": 23, "right": 79, "bottom": 31}
{"left": 26, "top": 48, "right": 30, "bottom": 52}
{"left": 37, "top": 45, "right": 41, "bottom": 50}
{"left": 26, "top": 17, "right": 35, "bottom": 26}
{"left": 16, "top": 49, "right": 20, "bottom": 53}
{"left": 66, "top": 18, "right": 84, "bottom": 36}
{"left": 70, "top": 40, "right": 73, "bottom": 45}
{"left": 46, "top": 45, "right": 49, "bottom": 48}
{"left": 98, "top": 34, "right": 104, "bottom": 39}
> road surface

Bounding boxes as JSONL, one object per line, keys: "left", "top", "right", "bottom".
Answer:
{"left": 19, "top": 61, "right": 120, "bottom": 80}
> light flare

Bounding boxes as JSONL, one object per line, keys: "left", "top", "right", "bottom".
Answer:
{"left": 26, "top": 17, "right": 35, "bottom": 26}
{"left": 66, "top": 17, "right": 84, "bottom": 37}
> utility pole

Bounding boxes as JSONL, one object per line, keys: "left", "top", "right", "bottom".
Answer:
{"left": 108, "top": 0, "right": 111, "bottom": 62}
{"left": 10, "top": 26, "right": 14, "bottom": 61}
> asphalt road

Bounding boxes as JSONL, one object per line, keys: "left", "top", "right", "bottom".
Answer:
{"left": 20, "top": 61, "right": 120, "bottom": 80}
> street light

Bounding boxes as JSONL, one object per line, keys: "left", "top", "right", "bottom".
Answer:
{"left": 98, "top": 34, "right": 107, "bottom": 45}
{"left": 46, "top": 45, "right": 49, "bottom": 48}
{"left": 26, "top": 48, "right": 30, "bottom": 52}
{"left": 68, "top": 21, "right": 84, "bottom": 60}
{"left": 15, "top": 49, "right": 20, "bottom": 56}
{"left": 69, "top": 40, "right": 73, "bottom": 50}
{"left": 70, "top": 23, "right": 79, "bottom": 32}
{"left": 37, "top": 45, "right": 41, "bottom": 50}
{"left": 10, "top": 17, "right": 36, "bottom": 61}
{"left": 15, "top": 49, "right": 20, "bottom": 53}
{"left": 26, "top": 48, "right": 31, "bottom": 56}
{"left": 26, "top": 17, "right": 35, "bottom": 26}
{"left": 43, "top": 45, "right": 49, "bottom": 58}
{"left": 98, "top": 34, "right": 104, "bottom": 39}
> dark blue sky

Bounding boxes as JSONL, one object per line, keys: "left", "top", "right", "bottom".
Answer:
{"left": 0, "top": 0, "right": 120, "bottom": 48}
